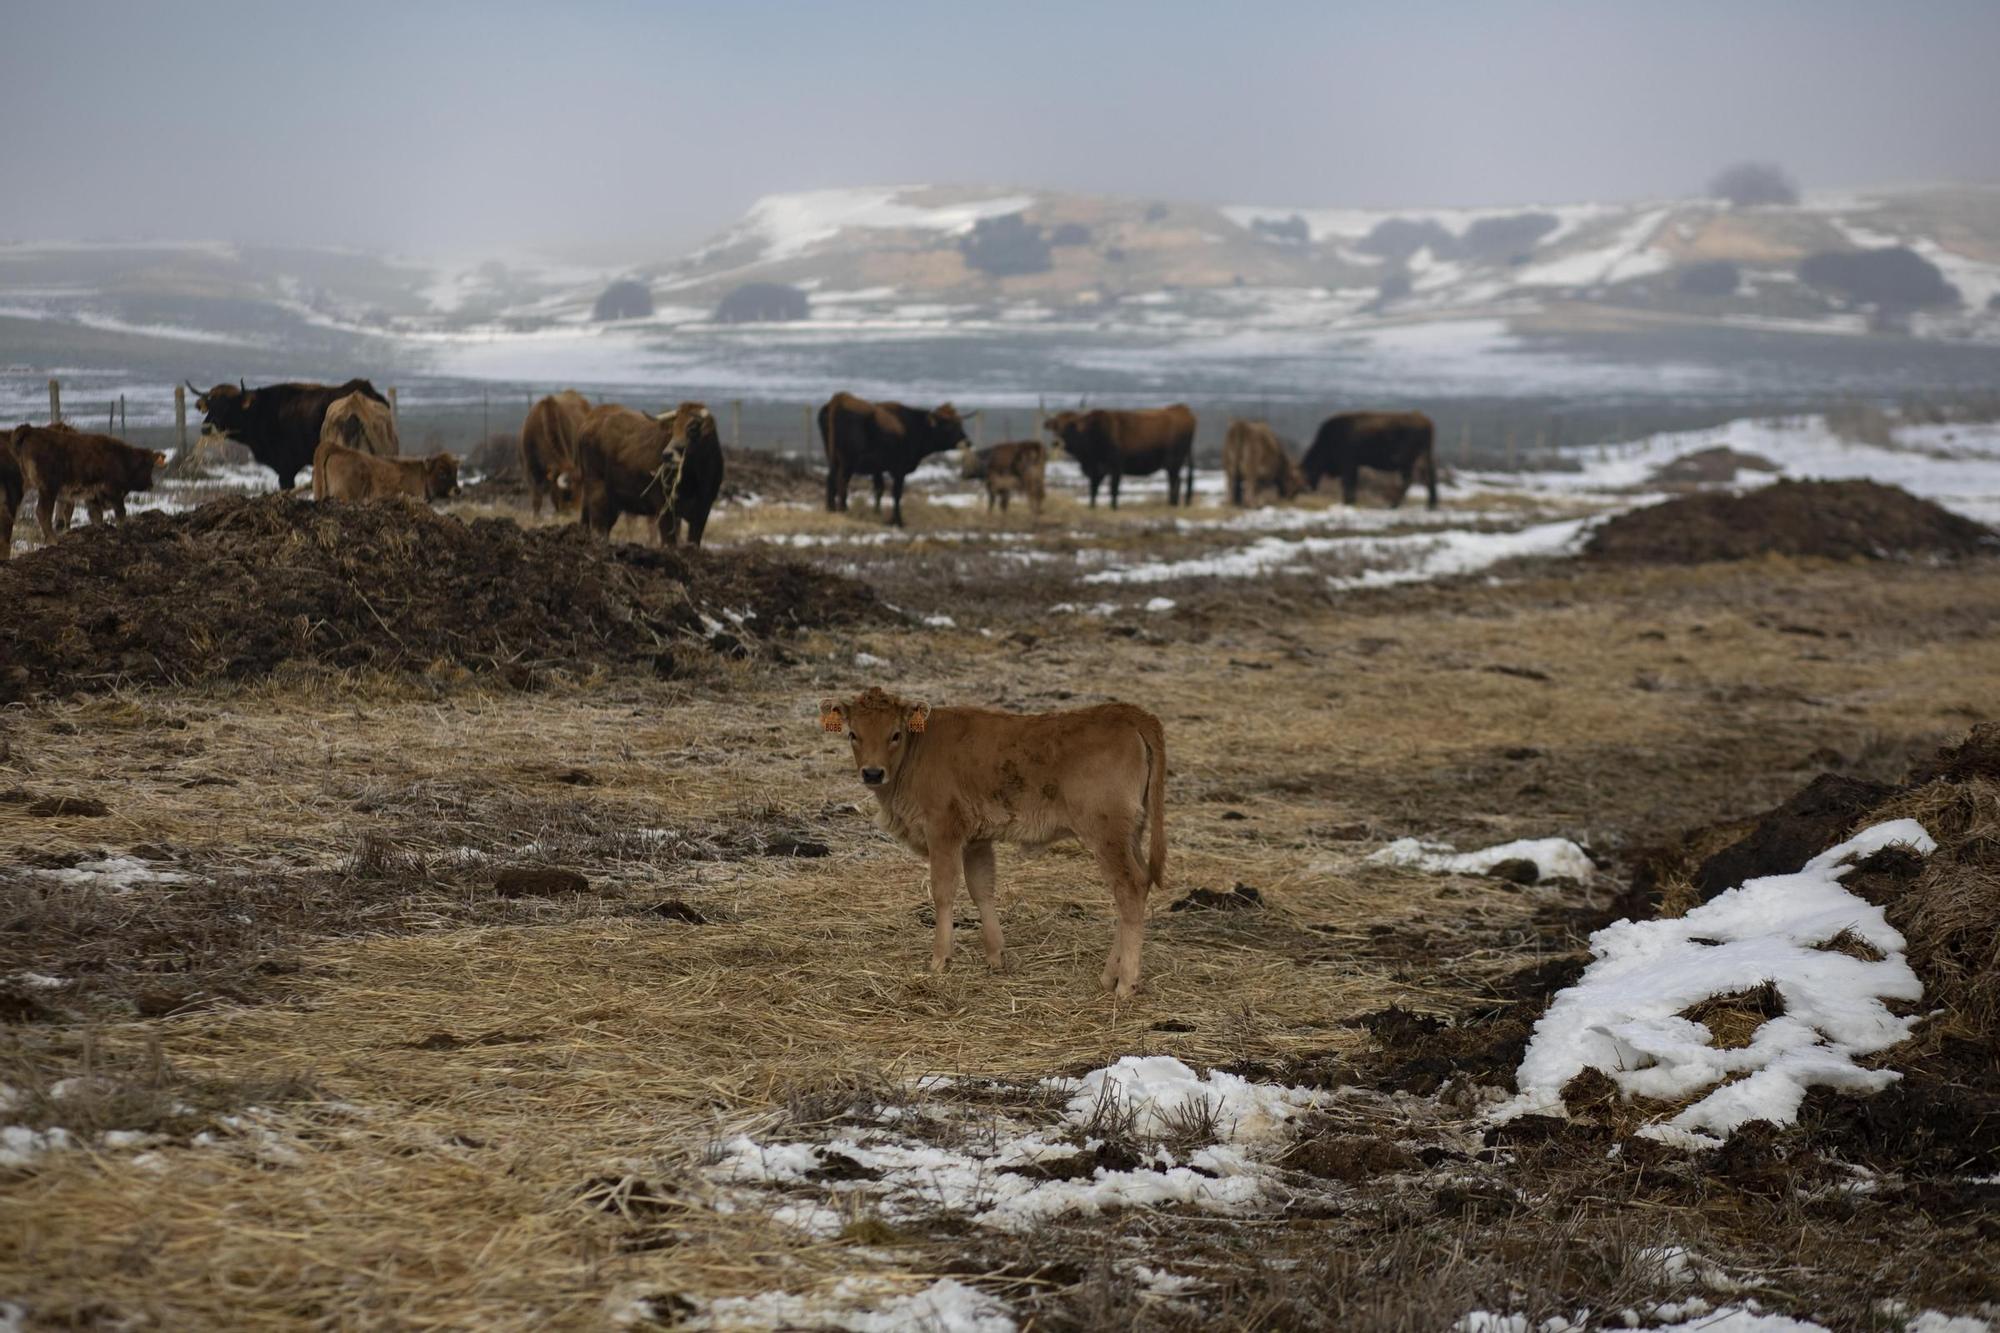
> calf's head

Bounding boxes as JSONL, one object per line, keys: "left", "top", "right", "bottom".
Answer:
{"left": 423, "top": 453, "right": 461, "bottom": 500}
{"left": 124, "top": 448, "right": 170, "bottom": 491}
{"left": 820, "top": 686, "right": 930, "bottom": 789}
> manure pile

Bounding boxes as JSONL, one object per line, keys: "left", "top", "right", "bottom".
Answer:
{"left": 0, "top": 495, "right": 882, "bottom": 700}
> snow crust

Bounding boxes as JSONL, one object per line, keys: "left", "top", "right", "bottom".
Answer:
{"left": 1368, "top": 837, "right": 1594, "bottom": 881}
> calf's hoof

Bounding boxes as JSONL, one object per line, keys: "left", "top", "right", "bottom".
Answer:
{"left": 929, "top": 954, "right": 951, "bottom": 975}
{"left": 984, "top": 952, "right": 1008, "bottom": 974}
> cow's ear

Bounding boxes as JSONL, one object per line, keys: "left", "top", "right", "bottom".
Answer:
{"left": 239, "top": 391, "right": 257, "bottom": 411}
{"left": 151, "top": 451, "right": 169, "bottom": 466}
{"left": 819, "top": 700, "right": 846, "bottom": 733}
{"left": 907, "top": 701, "right": 930, "bottom": 734}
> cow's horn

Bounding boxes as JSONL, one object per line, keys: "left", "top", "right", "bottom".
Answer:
{"left": 183, "top": 378, "right": 201, "bottom": 397}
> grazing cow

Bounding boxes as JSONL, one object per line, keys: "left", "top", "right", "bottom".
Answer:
{"left": 0, "top": 430, "right": 22, "bottom": 558}
{"left": 11, "top": 426, "right": 167, "bottom": 540}
{"left": 318, "top": 391, "right": 400, "bottom": 460}
{"left": 817, "top": 392, "right": 967, "bottom": 527}
{"left": 820, "top": 686, "right": 1168, "bottom": 997}
{"left": 957, "top": 439, "right": 1047, "bottom": 517}
{"left": 1301, "top": 411, "right": 1438, "bottom": 509}
{"left": 520, "top": 389, "right": 591, "bottom": 517}
{"left": 311, "top": 442, "right": 460, "bottom": 503}
{"left": 186, "top": 378, "right": 389, "bottom": 491}
{"left": 1043, "top": 405, "right": 1197, "bottom": 508}
{"left": 659, "top": 402, "right": 725, "bottom": 548}
{"left": 1222, "top": 420, "right": 1306, "bottom": 506}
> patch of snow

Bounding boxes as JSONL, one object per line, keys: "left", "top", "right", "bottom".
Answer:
{"left": 922, "top": 614, "right": 958, "bottom": 628}
{"left": 1512, "top": 209, "right": 1671, "bottom": 288}
{"left": 1643, "top": 1310, "right": 1831, "bottom": 1333}
{"left": 692, "top": 1277, "right": 1015, "bottom": 1333}
{"left": 1061, "top": 1056, "right": 1319, "bottom": 1144}
{"left": 732, "top": 187, "right": 1038, "bottom": 263}
{"left": 33, "top": 856, "right": 191, "bottom": 890}
{"left": 1142, "top": 597, "right": 1176, "bottom": 613}
{"left": 1366, "top": 836, "right": 1593, "bottom": 881}
{"left": 853, "top": 652, "right": 890, "bottom": 669}
{"left": 0, "top": 1125, "right": 74, "bottom": 1168}
{"left": 1905, "top": 1315, "right": 1994, "bottom": 1333}
{"left": 11, "top": 972, "right": 67, "bottom": 990}
{"left": 1495, "top": 820, "right": 1934, "bottom": 1144}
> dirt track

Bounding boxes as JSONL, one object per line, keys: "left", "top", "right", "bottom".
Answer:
{"left": 2, "top": 477, "right": 1998, "bottom": 1329}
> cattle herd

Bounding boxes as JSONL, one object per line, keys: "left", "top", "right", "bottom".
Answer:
{"left": 0, "top": 376, "right": 1441, "bottom": 560}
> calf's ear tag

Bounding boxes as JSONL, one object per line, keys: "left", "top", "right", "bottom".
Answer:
{"left": 819, "top": 701, "right": 845, "bottom": 733}
{"left": 908, "top": 702, "right": 930, "bottom": 734}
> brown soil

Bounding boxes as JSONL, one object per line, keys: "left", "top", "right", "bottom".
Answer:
{"left": 0, "top": 494, "right": 883, "bottom": 701}
{"left": 1584, "top": 479, "right": 1995, "bottom": 564}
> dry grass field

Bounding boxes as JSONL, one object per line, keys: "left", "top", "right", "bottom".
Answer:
{"left": 2, "top": 458, "right": 1996, "bottom": 1330}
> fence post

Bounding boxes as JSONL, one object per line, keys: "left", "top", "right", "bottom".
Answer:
{"left": 482, "top": 390, "right": 490, "bottom": 447}
{"left": 803, "top": 404, "right": 813, "bottom": 452}
{"left": 731, "top": 399, "right": 742, "bottom": 450}
{"left": 1036, "top": 395, "right": 1045, "bottom": 444}
{"left": 119, "top": 395, "right": 126, "bottom": 436}
{"left": 175, "top": 385, "right": 187, "bottom": 457}
{"left": 388, "top": 387, "right": 399, "bottom": 422}
{"left": 48, "top": 378, "right": 60, "bottom": 425}
{"left": 109, "top": 401, "right": 116, "bottom": 432}
{"left": 975, "top": 409, "right": 984, "bottom": 450}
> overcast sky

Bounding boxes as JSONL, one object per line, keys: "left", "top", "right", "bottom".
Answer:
{"left": 4, "top": 0, "right": 1997, "bottom": 260}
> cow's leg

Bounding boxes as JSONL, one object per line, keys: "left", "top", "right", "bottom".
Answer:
{"left": 1087, "top": 822, "right": 1149, "bottom": 998}
{"left": 658, "top": 511, "right": 679, "bottom": 547}
{"left": 825, "top": 464, "right": 840, "bottom": 513}
{"left": 1341, "top": 464, "right": 1359, "bottom": 507}
{"left": 34, "top": 490, "right": 59, "bottom": 541}
{"left": 1168, "top": 466, "right": 1181, "bottom": 507}
{"left": 53, "top": 496, "right": 74, "bottom": 532}
{"left": 111, "top": 495, "right": 127, "bottom": 522}
{"left": 1088, "top": 476, "right": 1101, "bottom": 508}
{"left": 872, "top": 473, "right": 885, "bottom": 513}
{"left": 686, "top": 511, "right": 709, "bottom": 549}
{"left": 1108, "top": 474, "right": 1121, "bottom": 510}
{"left": 962, "top": 841, "right": 1006, "bottom": 972}
{"left": 998, "top": 489, "right": 1009, "bottom": 514}
{"left": 1391, "top": 464, "right": 1413, "bottom": 509}
{"left": 278, "top": 470, "right": 299, "bottom": 492}
{"left": 529, "top": 477, "right": 545, "bottom": 519}
{"left": 927, "top": 835, "right": 965, "bottom": 973}
{"left": 889, "top": 472, "right": 906, "bottom": 528}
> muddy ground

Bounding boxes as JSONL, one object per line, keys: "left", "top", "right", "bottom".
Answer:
{"left": 1, "top": 471, "right": 1997, "bottom": 1330}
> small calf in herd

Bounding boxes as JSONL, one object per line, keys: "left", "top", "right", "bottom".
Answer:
{"left": 9, "top": 424, "right": 168, "bottom": 540}
{"left": 312, "top": 442, "right": 461, "bottom": 503}
{"left": 821, "top": 687, "right": 1168, "bottom": 997}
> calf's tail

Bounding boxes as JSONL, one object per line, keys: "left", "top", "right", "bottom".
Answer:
{"left": 1142, "top": 717, "right": 1167, "bottom": 889}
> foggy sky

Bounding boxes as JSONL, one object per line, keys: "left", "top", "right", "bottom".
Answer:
{"left": 4, "top": 0, "right": 1997, "bottom": 261}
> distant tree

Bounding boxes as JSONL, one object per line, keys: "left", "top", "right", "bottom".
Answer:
{"left": 1250, "top": 214, "right": 1311, "bottom": 245}
{"left": 1104, "top": 245, "right": 1127, "bottom": 264}
{"left": 1675, "top": 260, "right": 1742, "bottom": 297}
{"left": 1355, "top": 217, "right": 1458, "bottom": 263}
{"left": 1709, "top": 162, "right": 1799, "bottom": 208}
{"left": 1798, "top": 247, "right": 1959, "bottom": 309}
{"left": 1048, "top": 222, "right": 1092, "bottom": 247}
{"left": 1457, "top": 212, "right": 1559, "bottom": 263}
{"left": 714, "top": 282, "right": 809, "bottom": 323}
{"left": 960, "top": 214, "right": 1052, "bottom": 277}
{"left": 592, "top": 279, "right": 653, "bottom": 321}
{"left": 1144, "top": 202, "right": 1170, "bottom": 223}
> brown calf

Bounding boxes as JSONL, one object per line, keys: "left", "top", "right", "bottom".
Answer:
{"left": 11, "top": 425, "right": 167, "bottom": 540}
{"left": 1222, "top": 420, "right": 1305, "bottom": 506}
{"left": 959, "top": 439, "right": 1048, "bottom": 517}
{"left": 820, "top": 687, "right": 1168, "bottom": 997}
{"left": 521, "top": 389, "right": 591, "bottom": 517}
{"left": 312, "top": 441, "right": 460, "bottom": 502}
{"left": 319, "top": 390, "right": 400, "bottom": 458}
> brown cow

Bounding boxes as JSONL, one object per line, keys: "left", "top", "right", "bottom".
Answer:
{"left": 520, "top": 389, "right": 591, "bottom": 517}
{"left": 574, "top": 402, "right": 685, "bottom": 543}
{"left": 820, "top": 686, "right": 1168, "bottom": 997}
{"left": 0, "top": 430, "right": 22, "bottom": 558}
{"left": 1222, "top": 420, "right": 1305, "bottom": 506}
{"left": 312, "top": 441, "right": 460, "bottom": 503}
{"left": 1301, "top": 411, "right": 1438, "bottom": 509}
{"left": 318, "top": 390, "right": 400, "bottom": 460}
{"left": 659, "top": 402, "right": 725, "bottom": 548}
{"left": 958, "top": 439, "right": 1047, "bottom": 517}
{"left": 11, "top": 426, "right": 168, "bottom": 540}
{"left": 1043, "top": 405, "right": 1196, "bottom": 508}
{"left": 818, "top": 392, "right": 968, "bottom": 527}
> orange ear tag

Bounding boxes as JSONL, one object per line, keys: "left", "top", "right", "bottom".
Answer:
{"left": 819, "top": 707, "right": 844, "bottom": 733}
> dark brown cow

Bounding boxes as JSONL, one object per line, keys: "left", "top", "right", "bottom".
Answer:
{"left": 817, "top": 392, "right": 967, "bottom": 527}
{"left": 1222, "top": 420, "right": 1306, "bottom": 506}
{"left": 958, "top": 439, "right": 1047, "bottom": 517}
{"left": 12, "top": 426, "right": 167, "bottom": 540}
{"left": 1301, "top": 411, "right": 1438, "bottom": 509}
{"left": 187, "top": 378, "right": 389, "bottom": 491}
{"left": 0, "top": 430, "right": 22, "bottom": 559}
{"left": 1043, "top": 405, "right": 1196, "bottom": 508}
{"left": 520, "top": 389, "right": 591, "bottom": 517}
{"left": 575, "top": 401, "right": 722, "bottom": 545}
{"left": 659, "top": 402, "right": 725, "bottom": 548}
{"left": 312, "top": 441, "right": 460, "bottom": 503}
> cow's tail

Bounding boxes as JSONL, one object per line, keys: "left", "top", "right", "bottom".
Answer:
{"left": 821, "top": 396, "right": 841, "bottom": 512}
{"left": 1141, "top": 714, "right": 1167, "bottom": 890}
{"left": 1423, "top": 426, "right": 1439, "bottom": 510}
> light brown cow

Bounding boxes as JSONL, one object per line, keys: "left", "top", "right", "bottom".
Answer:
{"left": 820, "top": 686, "right": 1168, "bottom": 997}
{"left": 1222, "top": 420, "right": 1305, "bottom": 506}
{"left": 312, "top": 440, "right": 460, "bottom": 503}
{"left": 521, "top": 389, "right": 591, "bottom": 517}
{"left": 957, "top": 439, "right": 1048, "bottom": 517}
{"left": 318, "top": 390, "right": 400, "bottom": 460}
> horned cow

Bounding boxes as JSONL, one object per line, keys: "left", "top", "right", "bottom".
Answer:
{"left": 659, "top": 402, "right": 725, "bottom": 548}
{"left": 187, "top": 378, "right": 390, "bottom": 491}
{"left": 0, "top": 430, "right": 22, "bottom": 558}
{"left": 11, "top": 425, "right": 167, "bottom": 540}
{"left": 1043, "top": 405, "right": 1196, "bottom": 508}
{"left": 820, "top": 687, "right": 1169, "bottom": 998}
{"left": 1301, "top": 411, "right": 1438, "bottom": 509}
{"left": 818, "top": 392, "right": 967, "bottom": 527}
{"left": 520, "top": 389, "right": 592, "bottom": 517}
{"left": 1222, "top": 420, "right": 1306, "bottom": 506}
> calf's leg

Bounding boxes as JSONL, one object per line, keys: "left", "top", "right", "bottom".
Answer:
{"left": 1087, "top": 822, "right": 1150, "bottom": 998}
{"left": 927, "top": 836, "right": 965, "bottom": 972}
{"left": 962, "top": 841, "right": 1006, "bottom": 971}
